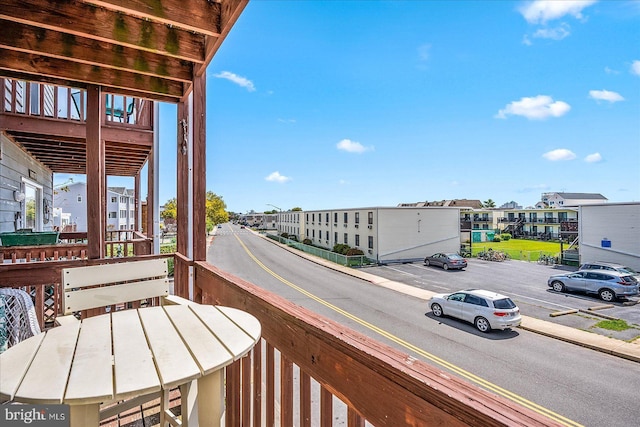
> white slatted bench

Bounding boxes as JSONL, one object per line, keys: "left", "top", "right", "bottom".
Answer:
{"left": 58, "top": 258, "right": 189, "bottom": 325}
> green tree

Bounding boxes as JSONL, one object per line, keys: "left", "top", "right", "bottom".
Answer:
{"left": 161, "top": 198, "right": 177, "bottom": 220}
{"left": 483, "top": 199, "right": 496, "bottom": 208}
{"left": 161, "top": 193, "right": 228, "bottom": 233}
{"left": 291, "top": 207, "right": 302, "bottom": 211}
{"left": 206, "top": 191, "right": 228, "bottom": 228}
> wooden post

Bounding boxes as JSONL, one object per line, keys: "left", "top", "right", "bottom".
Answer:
{"left": 192, "top": 72, "right": 206, "bottom": 263}
{"left": 85, "top": 85, "right": 104, "bottom": 259}
{"left": 176, "top": 98, "right": 190, "bottom": 298}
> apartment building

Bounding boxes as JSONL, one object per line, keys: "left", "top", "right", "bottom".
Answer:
{"left": 53, "top": 182, "right": 136, "bottom": 231}
{"left": 276, "top": 207, "right": 461, "bottom": 264}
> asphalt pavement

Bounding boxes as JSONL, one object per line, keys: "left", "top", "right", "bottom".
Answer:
{"left": 254, "top": 232, "right": 640, "bottom": 364}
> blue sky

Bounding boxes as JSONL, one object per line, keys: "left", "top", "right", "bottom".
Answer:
{"left": 56, "top": 1, "right": 640, "bottom": 213}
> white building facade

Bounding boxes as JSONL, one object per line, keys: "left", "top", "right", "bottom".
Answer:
{"left": 277, "top": 207, "right": 461, "bottom": 264}
{"left": 578, "top": 202, "right": 640, "bottom": 271}
{"left": 53, "top": 182, "right": 136, "bottom": 232}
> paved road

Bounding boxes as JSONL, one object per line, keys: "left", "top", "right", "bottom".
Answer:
{"left": 364, "top": 258, "right": 640, "bottom": 342}
{"left": 208, "top": 225, "right": 640, "bottom": 427}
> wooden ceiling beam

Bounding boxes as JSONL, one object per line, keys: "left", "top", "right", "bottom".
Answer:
{"left": 1, "top": 116, "right": 154, "bottom": 144}
{"left": 0, "top": 49, "right": 185, "bottom": 99}
{"left": 0, "top": 0, "right": 206, "bottom": 63}
{"left": 0, "top": 20, "right": 194, "bottom": 83}
{"left": 86, "top": 0, "right": 222, "bottom": 36}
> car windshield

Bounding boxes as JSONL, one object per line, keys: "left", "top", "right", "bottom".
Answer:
{"left": 493, "top": 298, "right": 516, "bottom": 309}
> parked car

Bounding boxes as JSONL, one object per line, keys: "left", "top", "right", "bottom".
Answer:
{"left": 424, "top": 253, "right": 467, "bottom": 270}
{"left": 547, "top": 270, "right": 639, "bottom": 302}
{"left": 429, "top": 289, "right": 521, "bottom": 332}
{"left": 579, "top": 262, "right": 640, "bottom": 281}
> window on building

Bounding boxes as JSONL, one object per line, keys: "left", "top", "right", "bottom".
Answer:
{"left": 343, "top": 212, "right": 348, "bottom": 223}
{"left": 120, "top": 210, "right": 127, "bottom": 218}
{"left": 325, "top": 213, "right": 329, "bottom": 223}
{"left": 77, "top": 196, "right": 82, "bottom": 203}
{"left": 22, "top": 179, "right": 42, "bottom": 231}
{"left": 108, "top": 212, "right": 117, "bottom": 219}
{"left": 312, "top": 213, "right": 315, "bottom": 222}
{"left": 355, "top": 212, "right": 360, "bottom": 224}
{"left": 111, "top": 196, "right": 117, "bottom": 203}
{"left": 355, "top": 234, "right": 360, "bottom": 246}
{"left": 334, "top": 232, "right": 338, "bottom": 242}
{"left": 319, "top": 230, "right": 322, "bottom": 240}
{"left": 368, "top": 211, "right": 373, "bottom": 225}
{"left": 130, "top": 210, "right": 134, "bottom": 219}
{"left": 343, "top": 233, "right": 348, "bottom": 244}
{"left": 120, "top": 196, "right": 127, "bottom": 203}
{"left": 334, "top": 212, "right": 338, "bottom": 223}
{"left": 368, "top": 236, "right": 374, "bottom": 249}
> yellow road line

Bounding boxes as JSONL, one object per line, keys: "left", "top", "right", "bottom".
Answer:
{"left": 235, "top": 235, "right": 582, "bottom": 427}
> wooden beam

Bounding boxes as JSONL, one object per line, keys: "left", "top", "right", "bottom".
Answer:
{"left": 0, "top": 20, "right": 194, "bottom": 83}
{"left": 0, "top": 1, "right": 206, "bottom": 63}
{"left": 192, "top": 72, "right": 206, "bottom": 261}
{"left": 86, "top": 85, "right": 105, "bottom": 259}
{"left": 175, "top": 98, "right": 190, "bottom": 297}
{"left": 0, "top": 49, "right": 185, "bottom": 100}
{"left": 88, "top": 0, "right": 222, "bottom": 36}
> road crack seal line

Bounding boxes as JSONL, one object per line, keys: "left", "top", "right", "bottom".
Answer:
{"left": 233, "top": 234, "right": 582, "bottom": 427}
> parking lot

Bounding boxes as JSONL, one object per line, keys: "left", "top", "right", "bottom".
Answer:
{"left": 365, "top": 258, "right": 640, "bottom": 341}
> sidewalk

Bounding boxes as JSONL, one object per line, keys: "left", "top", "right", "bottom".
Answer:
{"left": 260, "top": 233, "right": 640, "bottom": 364}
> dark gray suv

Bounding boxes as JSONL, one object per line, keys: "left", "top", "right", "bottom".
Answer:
{"left": 548, "top": 270, "right": 639, "bottom": 302}
{"left": 579, "top": 262, "right": 640, "bottom": 281}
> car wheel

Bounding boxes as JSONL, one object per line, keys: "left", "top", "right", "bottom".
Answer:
{"left": 551, "top": 281, "right": 565, "bottom": 293}
{"left": 431, "top": 303, "right": 443, "bottom": 317}
{"left": 599, "top": 289, "right": 616, "bottom": 302}
{"left": 475, "top": 317, "right": 491, "bottom": 333}
{"left": 443, "top": 264, "right": 449, "bottom": 270}
{"left": 424, "top": 259, "right": 430, "bottom": 266}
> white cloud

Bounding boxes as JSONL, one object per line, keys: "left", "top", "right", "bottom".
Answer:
{"left": 265, "top": 171, "right": 291, "bottom": 183}
{"left": 585, "top": 152, "right": 602, "bottom": 163}
{"left": 495, "top": 95, "right": 571, "bottom": 120}
{"left": 631, "top": 60, "right": 640, "bottom": 76}
{"left": 277, "top": 118, "right": 296, "bottom": 123}
{"left": 336, "top": 139, "right": 374, "bottom": 154}
{"left": 589, "top": 89, "right": 624, "bottom": 103}
{"left": 213, "top": 71, "right": 256, "bottom": 92}
{"left": 533, "top": 24, "right": 570, "bottom": 40}
{"left": 417, "top": 43, "right": 432, "bottom": 62}
{"left": 604, "top": 66, "right": 619, "bottom": 75}
{"left": 542, "top": 148, "right": 577, "bottom": 161}
{"left": 519, "top": 0, "right": 597, "bottom": 24}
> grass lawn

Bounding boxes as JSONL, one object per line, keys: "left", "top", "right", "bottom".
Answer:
{"left": 467, "top": 238, "right": 563, "bottom": 262}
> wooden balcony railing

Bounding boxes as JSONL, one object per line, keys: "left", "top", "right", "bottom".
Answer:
{"left": 1, "top": 78, "right": 152, "bottom": 129}
{"left": 1, "top": 257, "right": 561, "bottom": 425}
{"left": 193, "top": 262, "right": 560, "bottom": 426}
{"left": 0, "top": 230, "right": 152, "bottom": 264}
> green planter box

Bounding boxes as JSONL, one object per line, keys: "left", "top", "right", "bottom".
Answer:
{"left": 0, "top": 231, "right": 60, "bottom": 246}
